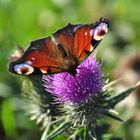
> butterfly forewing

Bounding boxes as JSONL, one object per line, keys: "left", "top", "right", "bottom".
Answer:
{"left": 73, "top": 26, "right": 93, "bottom": 61}
{"left": 53, "top": 23, "right": 80, "bottom": 56}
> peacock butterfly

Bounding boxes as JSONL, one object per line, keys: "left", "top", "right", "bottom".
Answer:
{"left": 9, "top": 17, "right": 110, "bottom": 76}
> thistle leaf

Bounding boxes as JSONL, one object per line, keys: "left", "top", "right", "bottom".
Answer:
{"left": 106, "top": 82, "right": 139, "bottom": 108}
{"left": 21, "top": 76, "right": 57, "bottom": 130}
{"left": 40, "top": 117, "right": 51, "bottom": 140}
{"left": 104, "top": 112, "right": 123, "bottom": 122}
{"left": 45, "top": 122, "right": 70, "bottom": 140}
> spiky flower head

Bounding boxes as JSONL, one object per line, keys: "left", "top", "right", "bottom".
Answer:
{"left": 21, "top": 55, "right": 139, "bottom": 140}
{"left": 43, "top": 55, "right": 103, "bottom": 104}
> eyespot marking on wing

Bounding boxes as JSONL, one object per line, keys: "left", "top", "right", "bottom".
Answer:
{"left": 84, "top": 32, "right": 88, "bottom": 36}
{"left": 93, "top": 22, "right": 108, "bottom": 41}
{"left": 14, "top": 63, "right": 34, "bottom": 75}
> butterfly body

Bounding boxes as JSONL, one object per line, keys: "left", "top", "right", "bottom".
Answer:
{"left": 9, "top": 17, "right": 110, "bottom": 76}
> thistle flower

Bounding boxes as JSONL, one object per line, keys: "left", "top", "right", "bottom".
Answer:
{"left": 21, "top": 54, "right": 139, "bottom": 140}
{"left": 43, "top": 55, "right": 103, "bottom": 104}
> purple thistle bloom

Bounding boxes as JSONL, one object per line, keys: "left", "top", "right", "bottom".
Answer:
{"left": 43, "top": 55, "right": 103, "bottom": 104}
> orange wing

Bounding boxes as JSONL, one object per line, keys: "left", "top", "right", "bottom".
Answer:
{"left": 53, "top": 18, "right": 110, "bottom": 64}
{"left": 73, "top": 26, "right": 93, "bottom": 61}
{"left": 53, "top": 23, "right": 93, "bottom": 61}
{"left": 53, "top": 23, "right": 80, "bottom": 57}
{"left": 9, "top": 18, "right": 110, "bottom": 76}
{"left": 73, "top": 18, "right": 110, "bottom": 62}
{"left": 9, "top": 37, "right": 66, "bottom": 75}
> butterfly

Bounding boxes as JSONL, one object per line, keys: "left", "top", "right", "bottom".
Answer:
{"left": 9, "top": 17, "right": 110, "bottom": 76}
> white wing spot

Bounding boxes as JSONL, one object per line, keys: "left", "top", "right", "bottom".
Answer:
{"left": 26, "top": 61, "right": 32, "bottom": 65}
{"left": 90, "top": 29, "right": 94, "bottom": 36}
{"left": 84, "top": 32, "right": 87, "bottom": 36}
{"left": 41, "top": 69, "right": 47, "bottom": 74}
{"left": 89, "top": 45, "right": 94, "bottom": 51}
{"left": 32, "top": 57, "right": 35, "bottom": 60}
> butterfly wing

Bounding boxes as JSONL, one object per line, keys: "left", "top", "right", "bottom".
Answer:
{"left": 53, "top": 17, "right": 110, "bottom": 63}
{"left": 9, "top": 37, "right": 66, "bottom": 75}
{"left": 53, "top": 23, "right": 95, "bottom": 66}
{"left": 9, "top": 17, "right": 110, "bottom": 75}
{"left": 73, "top": 26, "right": 93, "bottom": 61}
{"left": 9, "top": 23, "right": 82, "bottom": 75}
{"left": 53, "top": 23, "right": 80, "bottom": 57}
{"left": 73, "top": 18, "right": 110, "bottom": 62}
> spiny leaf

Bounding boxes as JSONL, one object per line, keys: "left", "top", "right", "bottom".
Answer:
{"left": 104, "top": 112, "right": 123, "bottom": 122}
{"left": 76, "top": 127, "right": 85, "bottom": 135}
{"left": 40, "top": 117, "right": 51, "bottom": 140}
{"left": 21, "top": 78, "right": 53, "bottom": 130}
{"left": 73, "top": 127, "right": 86, "bottom": 140}
{"left": 45, "top": 122, "right": 70, "bottom": 140}
{"left": 22, "top": 79, "right": 40, "bottom": 104}
{"left": 29, "top": 75, "right": 46, "bottom": 95}
{"left": 106, "top": 83, "right": 139, "bottom": 108}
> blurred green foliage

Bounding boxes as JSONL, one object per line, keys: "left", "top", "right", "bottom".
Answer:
{"left": 0, "top": 0, "right": 140, "bottom": 140}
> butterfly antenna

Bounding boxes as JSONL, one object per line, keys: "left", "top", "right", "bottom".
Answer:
{"left": 74, "top": 75, "right": 82, "bottom": 92}
{"left": 76, "top": 67, "right": 89, "bottom": 71}
{"left": 57, "top": 72, "right": 69, "bottom": 92}
{"left": 74, "top": 66, "right": 90, "bottom": 91}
